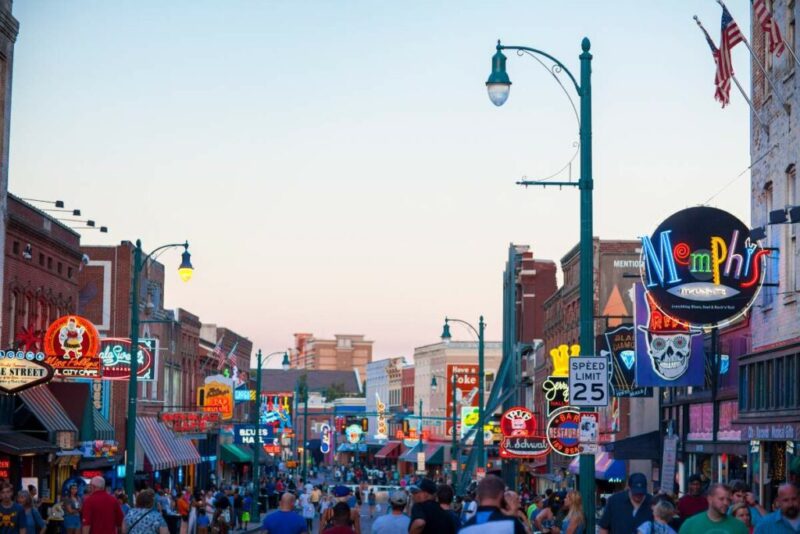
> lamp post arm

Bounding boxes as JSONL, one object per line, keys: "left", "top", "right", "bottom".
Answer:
{"left": 445, "top": 317, "right": 480, "bottom": 338}
{"left": 498, "top": 45, "right": 581, "bottom": 96}
{"left": 140, "top": 241, "right": 190, "bottom": 267}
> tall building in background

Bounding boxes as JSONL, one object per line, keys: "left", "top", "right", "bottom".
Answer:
{"left": 0, "top": 1, "right": 18, "bottom": 340}
{"left": 290, "top": 332, "right": 373, "bottom": 382}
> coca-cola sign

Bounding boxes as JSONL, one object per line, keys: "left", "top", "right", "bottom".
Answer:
{"left": 99, "top": 338, "right": 156, "bottom": 381}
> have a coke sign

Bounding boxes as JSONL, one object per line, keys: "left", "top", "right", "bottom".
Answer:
{"left": 99, "top": 338, "right": 155, "bottom": 381}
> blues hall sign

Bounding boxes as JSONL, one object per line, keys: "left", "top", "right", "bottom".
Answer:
{"left": 640, "top": 206, "right": 768, "bottom": 328}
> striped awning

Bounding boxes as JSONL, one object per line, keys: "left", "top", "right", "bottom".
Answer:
{"left": 0, "top": 432, "right": 57, "bottom": 455}
{"left": 19, "top": 387, "right": 78, "bottom": 433}
{"left": 93, "top": 410, "right": 115, "bottom": 441}
{"left": 136, "top": 417, "right": 201, "bottom": 471}
{"left": 375, "top": 441, "right": 402, "bottom": 459}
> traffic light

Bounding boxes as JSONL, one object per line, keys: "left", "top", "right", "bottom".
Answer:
{"left": 361, "top": 418, "right": 368, "bottom": 432}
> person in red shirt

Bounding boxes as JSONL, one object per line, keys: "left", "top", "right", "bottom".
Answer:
{"left": 677, "top": 474, "right": 709, "bottom": 525}
{"left": 81, "top": 477, "right": 123, "bottom": 534}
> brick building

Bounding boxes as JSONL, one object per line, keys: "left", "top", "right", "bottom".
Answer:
{"left": 290, "top": 333, "right": 373, "bottom": 383}
{"left": 401, "top": 365, "right": 415, "bottom": 411}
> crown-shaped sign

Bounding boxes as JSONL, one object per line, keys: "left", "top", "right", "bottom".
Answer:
{"left": 549, "top": 344, "right": 581, "bottom": 377}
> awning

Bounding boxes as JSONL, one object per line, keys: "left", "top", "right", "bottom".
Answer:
{"left": 220, "top": 444, "right": 252, "bottom": 463}
{"left": 399, "top": 444, "right": 421, "bottom": 462}
{"left": 568, "top": 451, "right": 626, "bottom": 481}
{"left": 79, "top": 456, "right": 118, "bottom": 471}
{"left": 336, "top": 443, "right": 366, "bottom": 453}
{"left": 136, "top": 417, "right": 201, "bottom": 471}
{"left": 0, "top": 432, "right": 57, "bottom": 455}
{"left": 375, "top": 441, "right": 402, "bottom": 459}
{"left": 602, "top": 430, "right": 660, "bottom": 460}
{"left": 422, "top": 444, "right": 444, "bottom": 465}
{"left": 93, "top": 410, "right": 115, "bottom": 441}
{"left": 19, "top": 387, "right": 78, "bottom": 433}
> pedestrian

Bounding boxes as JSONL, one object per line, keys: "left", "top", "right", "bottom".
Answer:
{"left": 321, "top": 503, "right": 355, "bottom": 534}
{"left": 320, "top": 487, "right": 360, "bottom": 534}
{"left": 232, "top": 490, "right": 242, "bottom": 531}
{"left": 436, "top": 485, "right": 460, "bottom": 531}
{"left": 81, "top": 477, "right": 123, "bottom": 534}
{"left": 124, "top": 490, "right": 169, "bottom": 534}
{"left": 598, "top": 473, "right": 654, "bottom": 534}
{"left": 372, "top": 491, "right": 410, "bottom": 534}
{"left": 27, "top": 487, "right": 40, "bottom": 512}
{"left": 176, "top": 491, "right": 190, "bottom": 534}
{"left": 0, "top": 482, "right": 26, "bottom": 534}
{"left": 301, "top": 491, "right": 315, "bottom": 533}
{"left": 637, "top": 498, "right": 678, "bottom": 534}
{"left": 261, "top": 493, "right": 307, "bottom": 534}
{"left": 459, "top": 475, "right": 527, "bottom": 534}
{"left": 16, "top": 490, "right": 45, "bottom": 534}
{"left": 678, "top": 484, "right": 747, "bottom": 534}
{"left": 408, "top": 479, "right": 457, "bottom": 534}
{"left": 63, "top": 483, "right": 83, "bottom": 534}
{"left": 730, "top": 504, "right": 754, "bottom": 534}
{"left": 753, "top": 484, "right": 799, "bottom": 534}
{"left": 503, "top": 490, "right": 533, "bottom": 534}
{"left": 462, "top": 492, "right": 478, "bottom": 525}
{"left": 367, "top": 490, "right": 375, "bottom": 520}
{"left": 730, "top": 481, "right": 767, "bottom": 526}
{"left": 535, "top": 493, "right": 562, "bottom": 533}
{"left": 195, "top": 492, "right": 210, "bottom": 534}
{"left": 677, "top": 475, "right": 708, "bottom": 525}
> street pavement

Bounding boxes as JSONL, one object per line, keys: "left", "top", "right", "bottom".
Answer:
{"left": 240, "top": 504, "right": 377, "bottom": 533}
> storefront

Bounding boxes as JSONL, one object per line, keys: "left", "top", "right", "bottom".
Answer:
{"left": 135, "top": 417, "right": 201, "bottom": 490}
{"left": 219, "top": 444, "right": 253, "bottom": 485}
{"left": 736, "top": 422, "right": 800, "bottom": 507}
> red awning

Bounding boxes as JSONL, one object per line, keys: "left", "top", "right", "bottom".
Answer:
{"left": 375, "top": 441, "right": 402, "bottom": 459}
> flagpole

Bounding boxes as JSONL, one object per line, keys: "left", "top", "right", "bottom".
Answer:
{"left": 779, "top": 34, "right": 800, "bottom": 69}
{"left": 717, "top": 0, "right": 790, "bottom": 114}
{"left": 694, "top": 16, "right": 769, "bottom": 132}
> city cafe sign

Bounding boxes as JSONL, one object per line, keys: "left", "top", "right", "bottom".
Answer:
{"left": 499, "top": 406, "right": 549, "bottom": 459}
{"left": 98, "top": 338, "right": 155, "bottom": 381}
{"left": 0, "top": 350, "right": 54, "bottom": 394}
{"left": 42, "top": 315, "right": 103, "bottom": 378}
{"left": 641, "top": 206, "right": 768, "bottom": 328}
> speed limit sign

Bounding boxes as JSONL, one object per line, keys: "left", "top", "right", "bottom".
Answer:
{"left": 568, "top": 356, "right": 609, "bottom": 407}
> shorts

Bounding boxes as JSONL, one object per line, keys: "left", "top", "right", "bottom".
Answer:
{"left": 64, "top": 515, "right": 81, "bottom": 529}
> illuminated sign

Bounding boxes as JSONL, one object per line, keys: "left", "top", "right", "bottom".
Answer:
{"left": 374, "top": 393, "right": 388, "bottom": 440}
{"left": 160, "top": 411, "right": 221, "bottom": 433}
{"left": 78, "top": 440, "right": 118, "bottom": 458}
{"left": 321, "top": 424, "right": 331, "bottom": 454}
{"left": 543, "top": 376, "right": 569, "bottom": 416}
{"left": 43, "top": 315, "right": 102, "bottom": 378}
{"left": 499, "top": 407, "right": 549, "bottom": 459}
{"left": 346, "top": 424, "right": 363, "bottom": 444}
{"left": 235, "top": 389, "right": 255, "bottom": 402}
{"left": 460, "top": 406, "right": 479, "bottom": 439}
{"left": 547, "top": 407, "right": 582, "bottom": 456}
{"left": 198, "top": 375, "right": 234, "bottom": 420}
{"left": 259, "top": 392, "right": 293, "bottom": 433}
{"left": 598, "top": 326, "right": 652, "bottom": 398}
{"left": 0, "top": 457, "right": 10, "bottom": 478}
{"left": 549, "top": 344, "right": 580, "bottom": 377}
{"left": 446, "top": 364, "right": 479, "bottom": 437}
{"left": 0, "top": 351, "right": 54, "bottom": 394}
{"left": 640, "top": 206, "right": 767, "bottom": 328}
{"left": 98, "top": 338, "right": 156, "bottom": 381}
{"left": 232, "top": 424, "right": 277, "bottom": 445}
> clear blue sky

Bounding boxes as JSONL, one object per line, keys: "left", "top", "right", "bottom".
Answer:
{"left": 11, "top": 1, "right": 754, "bottom": 363}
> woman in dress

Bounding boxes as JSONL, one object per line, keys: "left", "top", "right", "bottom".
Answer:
{"left": 63, "top": 484, "right": 82, "bottom": 534}
{"left": 123, "top": 489, "right": 169, "bottom": 534}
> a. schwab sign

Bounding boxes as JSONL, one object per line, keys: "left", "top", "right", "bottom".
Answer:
{"left": 98, "top": 338, "right": 157, "bottom": 381}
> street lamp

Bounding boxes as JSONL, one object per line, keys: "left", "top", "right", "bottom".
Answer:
{"left": 251, "top": 350, "right": 289, "bottom": 516}
{"left": 430, "top": 374, "right": 459, "bottom": 484}
{"left": 439, "top": 316, "right": 486, "bottom": 473}
{"left": 125, "top": 240, "right": 192, "bottom": 499}
{"left": 486, "top": 37, "right": 596, "bottom": 531}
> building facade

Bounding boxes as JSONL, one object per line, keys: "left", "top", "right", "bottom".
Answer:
{"left": 290, "top": 332, "right": 373, "bottom": 381}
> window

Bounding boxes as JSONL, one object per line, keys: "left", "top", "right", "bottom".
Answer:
{"left": 47, "top": 257, "right": 52, "bottom": 270}
{"left": 67, "top": 267, "right": 73, "bottom": 279}
{"left": 57, "top": 262, "right": 62, "bottom": 275}
{"left": 788, "top": 166, "right": 799, "bottom": 292}
{"left": 12, "top": 241, "right": 17, "bottom": 254}
{"left": 38, "top": 253, "right": 44, "bottom": 266}
{"left": 7, "top": 291, "right": 15, "bottom": 346}
{"left": 787, "top": 355, "right": 797, "bottom": 407}
{"left": 776, "top": 358, "right": 785, "bottom": 408}
{"left": 765, "top": 182, "right": 776, "bottom": 306}
{"left": 790, "top": 0, "right": 797, "bottom": 61}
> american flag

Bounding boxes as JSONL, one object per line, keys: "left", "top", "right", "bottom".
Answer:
{"left": 212, "top": 335, "right": 226, "bottom": 369}
{"left": 718, "top": 5, "right": 744, "bottom": 98}
{"left": 700, "top": 24, "right": 732, "bottom": 106}
{"left": 753, "top": 0, "right": 786, "bottom": 57}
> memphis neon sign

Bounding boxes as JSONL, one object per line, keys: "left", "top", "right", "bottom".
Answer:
{"left": 641, "top": 207, "right": 767, "bottom": 327}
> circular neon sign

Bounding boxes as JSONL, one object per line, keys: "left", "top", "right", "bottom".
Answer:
{"left": 546, "top": 407, "right": 582, "bottom": 457}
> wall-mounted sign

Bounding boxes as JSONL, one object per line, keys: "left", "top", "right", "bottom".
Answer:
{"left": 346, "top": 424, "right": 363, "bottom": 444}
{"left": 160, "top": 411, "right": 221, "bottom": 434}
{"left": 232, "top": 424, "right": 277, "bottom": 445}
{"left": 547, "top": 407, "right": 582, "bottom": 457}
{"left": 634, "top": 283, "right": 705, "bottom": 386}
{"left": 599, "top": 326, "right": 652, "bottom": 397}
{"left": 374, "top": 393, "right": 388, "bottom": 440}
{"left": 259, "top": 392, "right": 293, "bottom": 436}
{"left": 549, "top": 344, "right": 580, "bottom": 377}
{"left": 99, "top": 338, "right": 156, "bottom": 381}
{"left": 499, "top": 407, "right": 549, "bottom": 459}
{"left": 43, "top": 315, "right": 102, "bottom": 378}
{"left": 78, "top": 440, "right": 119, "bottom": 459}
{"left": 0, "top": 457, "right": 9, "bottom": 478}
{"left": 198, "top": 375, "right": 234, "bottom": 420}
{"left": 446, "top": 364, "right": 479, "bottom": 437}
{"left": 543, "top": 376, "right": 569, "bottom": 416}
{"left": 321, "top": 424, "right": 331, "bottom": 454}
{"left": 460, "top": 406, "right": 479, "bottom": 439}
{"left": 640, "top": 206, "right": 767, "bottom": 328}
{"left": 0, "top": 351, "right": 54, "bottom": 394}
{"left": 234, "top": 389, "right": 255, "bottom": 402}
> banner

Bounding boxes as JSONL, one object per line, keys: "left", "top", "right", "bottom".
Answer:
{"left": 599, "top": 326, "right": 652, "bottom": 397}
{"left": 634, "top": 283, "right": 705, "bottom": 386}
{"left": 446, "top": 364, "right": 479, "bottom": 437}
{"left": 42, "top": 315, "right": 102, "bottom": 379}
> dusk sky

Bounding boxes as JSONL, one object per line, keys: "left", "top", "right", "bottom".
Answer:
{"left": 12, "top": 2, "right": 753, "bottom": 365}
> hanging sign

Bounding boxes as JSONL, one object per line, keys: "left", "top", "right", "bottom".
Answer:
{"left": 543, "top": 376, "right": 569, "bottom": 416}
{"left": 640, "top": 206, "right": 768, "bottom": 328}
{"left": 546, "top": 407, "right": 582, "bottom": 457}
{"left": 42, "top": 315, "right": 102, "bottom": 378}
{"left": 259, "top": 392, "right": 293, "bottom": 433}
{"left": 599, "top": 326, "right": 652, "bottom": 397}
{"left": 232, "top": 424, "right": 277, "bottom": 445}
{"left": 374, "top": 393, "right": 388, "bottom": 440}
{"left": 634, "top": 283, "right": 705, "bottom": 386}
{"left": 321, "top": 424, "right": 331, "bottom": 454}
{"left": 98, "top": 338, "right": 156, "bottom": 381}
{"left": 198, "top": 375, "right": 234, "bottom": 420}
{"left": 346, "top": 424, "right": 363, "bottom": 444}
{"left": 499, "top": 407, "right": 549, "bottom": 459}
{"left": 160, "top": 411, "right": 221, "bottom": 433}
{"left": 0, "top": 350, "right": 54, "bottom": 394}
{"left": 446, "top": 364, "right": 479, "bottom": 437}
{"left": 78, "top": 440, "right": 119, "bottom": 458}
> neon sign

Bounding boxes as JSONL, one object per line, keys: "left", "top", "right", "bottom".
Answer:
{"left": 499, "top": 407, "right": 549, "bottom": 459}
{"left": 321, "top": 424, "right": 331, "bottom": 454}
{"left": 98, "top": 338, "right": 155, "bottom": 381}
{"left": 641, "top": 207, "right": 767, "bottom": 327}
{"left": 42, "top": 315, "right": 102, "bottom": 378}
{"left": 546, "top": 407, "right": 582, "bottom": 457}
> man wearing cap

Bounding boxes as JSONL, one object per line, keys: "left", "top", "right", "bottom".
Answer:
{"left": 408, "top": 479, "right": 456, "bottom": 534}
{"left": 679, "top": 484, "right": 746, "bottom": 534}
{"left": 371, "top": 491, "right": 410, "bottom": 534}
{"left": 598, "top": 473, "right": 654, "bottom": 534}
{"left": 677, "top": 475, "right": 708, "bottom": 524}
